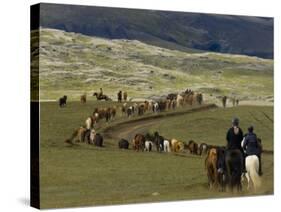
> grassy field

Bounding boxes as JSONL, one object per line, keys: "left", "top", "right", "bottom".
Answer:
{"left": 39, "top": 101, "right": 273, "bottom": 208}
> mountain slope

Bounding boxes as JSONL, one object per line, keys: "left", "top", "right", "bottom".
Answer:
{"left": 38, "top": 3, "right": 273, "bottom": 58}
{"left": 32, "top": 28, "right": 273, "bottom": 103}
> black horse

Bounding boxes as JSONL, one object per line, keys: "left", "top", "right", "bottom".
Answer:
{"left": 94, "top": 133, "right": 103, "bottom": 147}
{"left": 118, "top": 139, "right": 129, "bottom": 149}
{"left": 196, "top": 93, "right": 203, "bottom": 105}
{"left": 59, "top": 95, "right": 67, "bottom": 107}
{"left": 216, "top": 146, "right": 227, "bottom": 191}
{"left": 145, "top": 132, "right": 154, "bottom": 142}
{"left": 225, "top": 149, "right": 243, "bottom": 191}
{"left": 153, "top": 131, "right": 164, "bottom": 152}
{"left": 166, "top": 93, "right": 177, "bottom": 100}
{"left": 222, "top": 96, "right": 227, "bottom": 108}
{"left": 93, "top": 92, "right": 111, "bottom": 101}
{"left": 158, "top": 101, "right": 166, "bottom": 112}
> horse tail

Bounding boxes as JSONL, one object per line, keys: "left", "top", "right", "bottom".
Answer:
{"left": 65, "top": 129, "right": 79, "bottom": 144}
{"left": 204, "top": 149, "right": 210, "bottom": 170}
{"left": 165, "top": 140, "right": 171, "bottom": 152}
{"left": 246, "top": 155, "right": 261, "bottom": 190}
{"left": 149, "top": 142, "right": 152, "bottom": 151}
{"left": 65, "top": 139, "right": 72, "bottom": 144}
{"left": 204, "top": 156, "right": 208, "bottom": 170}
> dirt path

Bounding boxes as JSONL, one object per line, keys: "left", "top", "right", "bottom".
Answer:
{"left": 102, "top": 104, "right": 217, "bottom": 142}
{"left": 102, "top": 104, "right": 273, "bottom": 154}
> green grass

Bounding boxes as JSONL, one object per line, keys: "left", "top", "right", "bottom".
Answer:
{"left": 146, "top": 106, "right": 273, "bottom": 150}
{"left": 39, "top": 101, "right": 273, "bottom": 208}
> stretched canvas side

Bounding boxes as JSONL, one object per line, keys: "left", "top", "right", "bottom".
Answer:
{"left": 30, "top": 3, "right": 40, "bottom": 209}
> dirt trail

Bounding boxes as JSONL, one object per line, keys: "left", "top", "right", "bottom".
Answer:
{"left": 103, "top": 104, "right": 217, "bottom": 142}
{"left": 102, "top": 104, "right": 273, "bottom": 154}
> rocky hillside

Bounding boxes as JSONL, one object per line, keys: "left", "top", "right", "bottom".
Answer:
{"left": 38, "top": 3, "right": 273, "bottom": 59}
{"left": 32, "top": 28, "right": 273, "bottom": 103}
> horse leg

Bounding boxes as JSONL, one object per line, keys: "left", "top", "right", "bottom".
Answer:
{"left": 214, "top": 168, "right": 218, "bottom": 189}
{"left": 245, "top": 172, "right": 251, "bottom": 190}
{"left": 258, "top": 154, "right": 262, "bottom": 175}
{"left": 85, "top": 130, "right": 91, "bottom": 144}
{"left": 207, "top": 170, "right": 212, "bottom": 189}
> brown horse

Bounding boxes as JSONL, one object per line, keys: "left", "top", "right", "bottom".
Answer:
{"left": 165, "top": 99, "right": 172, "bottom": 110}
{"left": 132, "top": 134, "right": 145, "bottom": 151}
{"left": 80, "top": 94, "right": 87, "bottom": 103}
{"left": 138, "top": 104, "right": 145, "bottom": 116}
{"left": 143, "top": 101, "right": 149, "bottom": 112}
{"left": 123, "top": 91, "right": 128, "bottom": 101}
{"left": 205, "top": 147, "right": 219, "bottom": 189}
{"left": 110, "top": 107, "right": 117, "bottom": 119}
{"left": 186, "top": 140, "right": 198, "bottom": 154}
{"left": 93, "top": 108, "right": 107, "bottom": 121}
{"left": 184, "top": 93, "right": 194, "bottom": 106}
{"left": 171, "top": 139, "right": 184, "bottom": 152}
{"left": 65, "top": 127, "right": 87, "bottom": 144}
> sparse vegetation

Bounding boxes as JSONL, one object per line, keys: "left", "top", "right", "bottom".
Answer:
{"left": 34, "top": 28, "right": 273, "bottom": 103}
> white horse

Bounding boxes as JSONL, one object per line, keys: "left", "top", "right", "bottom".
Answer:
{"left": 85, "top": 117, "right": 92, "bottom": 130}
{"left": 163, "top": 140, "right": 171, "bottom": 152}
{"left": 153, "top": 102, "right": 159, "bottom": 113}
{"left": 148, "top": 100, "right": 153, "bottom": 111}
{"left": 89, "top": 129, "right": 96, "bottom": 144}
{"left": 144, "top": 141, "right": 153, "bottom": 152}
{"left": 176, "top": 94, "right": 183, "bottom": 107}
{"left": 93, "top": 112, "right": 99, "bottom": 119}
{"left": 85, "top": 116, "right": 97, "bottom": 130}
{"left": 243, "top": 155, "right": 261, "bottom": 191}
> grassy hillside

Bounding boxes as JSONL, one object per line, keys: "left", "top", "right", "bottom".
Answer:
{"left": 39, "top": 101, "right": 273, "bottom": 208}
{"left": 33, "top": 28, "right": 273, "bottom": 103}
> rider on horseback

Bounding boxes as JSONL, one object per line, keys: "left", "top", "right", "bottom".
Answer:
{"left": 242, "top": 126, "right": 263, "bottom": 176}
{"left": 218, "top": 118, "right": 244, "bottom": 173}
{"left": 226, "top": 118, "right": 244, "bottom": 151}
{"left": 99, "top": 88, "right": 103, "bottom": 98}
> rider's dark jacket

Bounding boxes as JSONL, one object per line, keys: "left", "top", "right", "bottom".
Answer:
{"left": 226, "top": 126, "right": 244, "bottom": 151}
{"left": 242, "top": 132, "right": 260, "bottom": 155}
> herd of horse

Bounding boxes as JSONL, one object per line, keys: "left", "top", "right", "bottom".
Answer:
{"left": 120, "top": 132, "right": 208, "bottom": 155}
{"left": 66, "top": 126, "right": 261, "bottom": 192}
{"left": 62, "top": 88, "right": 261, "bottom": 193}
{"left": 58, "top": 88, "right": 203, "bottom": 108}
{"left": 59, "top": 90, "right": 239, "bottom": 110}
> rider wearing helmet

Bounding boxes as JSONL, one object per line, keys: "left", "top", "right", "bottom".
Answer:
{"left": 242, "top": 126, "right": 262, "bottom": 176}
{"left": 218, "top": 118, "right": 245, "bottom": 174}
{"left": 226, "top": 118, "right": 244, "bottom": 151}
{"left": 225, "top": 117, "right": 245, "bottom": 172}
